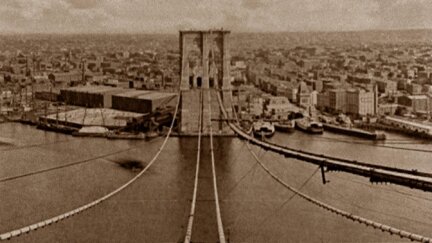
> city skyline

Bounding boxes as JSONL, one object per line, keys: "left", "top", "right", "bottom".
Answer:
{"left": 1, "top": 0, "right": 432, "bottom": 34}
{"left": 2, "top": 2, "right": 432, "bottom": 242}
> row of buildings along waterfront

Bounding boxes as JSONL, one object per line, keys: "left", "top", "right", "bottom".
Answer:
{"left": 244, "top": 43, "right": 432, "bottom": 121}
{"left": 247, "top": 74, "right": 378, "bottom": 118}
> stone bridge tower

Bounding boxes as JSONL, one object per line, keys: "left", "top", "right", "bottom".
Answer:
{"left": 179, "top": 29, "right": 233, "bottom": 135}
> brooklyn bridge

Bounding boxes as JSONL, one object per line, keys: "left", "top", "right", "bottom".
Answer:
{"left": 1, "top": 30, "right": 432, "bottom": 242}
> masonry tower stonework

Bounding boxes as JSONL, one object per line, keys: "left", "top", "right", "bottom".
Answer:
{"left": 179, "top": 29, "right": 233, "bottom": 135}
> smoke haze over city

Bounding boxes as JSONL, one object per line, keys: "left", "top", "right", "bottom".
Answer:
{"left": 1, "top": 0, "right": 432, "bottom": 34}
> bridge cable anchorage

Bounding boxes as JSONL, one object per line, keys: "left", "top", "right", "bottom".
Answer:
{"left": 216, "top": 92, "right": 432, "bottom": 243}
{"left": 208, "top": 90, "right": 227, "bottom": 243}
{"left": 184, "top": 90, "right": 204, "bottom": 243}
{"left": 0, "top": 91, "right": 182, "bottom": 241}
{"left": 245, "top": 141, "right": 432, "bottom": 243}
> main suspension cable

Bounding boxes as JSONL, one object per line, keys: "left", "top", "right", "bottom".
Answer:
{"left": 245, "top": 141, "right": 432, "bottom": 242}
{"left": 0, "top": 91, "right": 181, "bottom": 241}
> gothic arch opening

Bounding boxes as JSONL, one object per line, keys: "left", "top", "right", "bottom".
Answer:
{"left": 197, "top": 77, "right": 202, "bottom": 88}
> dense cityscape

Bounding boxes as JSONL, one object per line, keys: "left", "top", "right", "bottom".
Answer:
{"left": 2, "top": 30, "right": 432, "bottom": 137}
{"left": 2, "top": 1, "right": 432, "bottom": 242}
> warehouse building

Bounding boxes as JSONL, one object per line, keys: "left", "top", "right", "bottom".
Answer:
{"left": 60, "top": 86, "right": 177, "bottom": 114}
{"left": 60, "top": 86, "right": 125, "bottom": 108}
{"left": 112, "top": 90, "right": 176, "bottom": 114}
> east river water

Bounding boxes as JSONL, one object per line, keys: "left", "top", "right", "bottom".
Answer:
{"left": 1, "top": 122, "right": 432, "bottom": 242}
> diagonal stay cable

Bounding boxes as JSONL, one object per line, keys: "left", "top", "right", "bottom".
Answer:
{"left": 0, "top": 136, "right": 163, "bottom": 184}
{"left": 217, "top": 92, "right": 432, "bottom": 242}
{"left": 243, "top": 145, "right": 319, "bottom": 241}
{"left": 0, "top": 90, "right": 181, "bottom": 241}
{"left": 222, "top": 163, "right": 259, "bottom": 200}
{"left": 326, "top": 182, "right": 432, "bottom": 227}
{"left": 184, "top": 90, "right": 203, "bottom": 243}
{"left": 245, "top": 141, "right": 432, "bottom": 243}
{"left": 0, "top": 147, "right": 133, "bottom": 183}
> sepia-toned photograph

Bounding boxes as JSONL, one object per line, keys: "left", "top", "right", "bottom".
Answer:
{"left": 1, "top": 0, "right": 432, "bottom": 242}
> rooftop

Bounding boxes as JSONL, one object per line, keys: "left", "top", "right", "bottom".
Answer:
{"left": 180, "top": 29, "right": 230, "bottom": 34}
{"left": 137, "top": 92, "right": 176, "bottom": 100}
{"left": 113, "top": 90, "right": 151, "bottom": 98}
{"left": 44, "top": 108, "right": 143, "bottom": 128}
{"left": 62, "top": 86, "right": 125, "bottom": 94}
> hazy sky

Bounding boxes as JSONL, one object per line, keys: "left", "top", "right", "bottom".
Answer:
{"left": 1, "top": 0, "right": 432, "bottom": 33}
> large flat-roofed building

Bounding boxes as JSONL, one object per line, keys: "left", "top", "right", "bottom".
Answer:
{"left": 112, "top": 90, "right": 177, "bottom": 114}
{"left": 138, "top": 92, "right": 177, "bottom": 112}
{"left": 328, "top": 89, "right": 347, "bottom": 113}
{"left": 111, "top": 90, "right": 151, "bottom": 113}
{"left": 61, "top": 86, "right": 177, "bottom": 114}
{"left": 398, "top": 95, "right": 429, "bottom": 113}
{"left": 346, "top": 89, "right": 376, "bottom": 116}
{"left": 376, "top": 79, "right": 397, "bottom": 94}
{"left": 61, "top": 86, "right": 125, "bottom": 108}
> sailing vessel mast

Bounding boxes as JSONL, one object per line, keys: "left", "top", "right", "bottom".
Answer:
{"left": 427, "top": 97, "right": 431, "bottom": 121}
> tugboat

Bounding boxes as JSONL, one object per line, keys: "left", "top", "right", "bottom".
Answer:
{"left": 274, "top": 120, "right": 295, "bottom": 133}
{"left": 253, "top": 121, "right": 275, "bottom": 138}
{"left": 295, "top": 117, "right": 324, "bottom": 134}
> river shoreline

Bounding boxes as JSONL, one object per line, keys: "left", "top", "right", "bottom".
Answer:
{"left": 2, "top": 123, "right": 432, "bottom": 242}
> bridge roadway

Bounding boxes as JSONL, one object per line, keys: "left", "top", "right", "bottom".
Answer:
{"left": 1, "top": 90, "right": 432, "bottom": 241}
